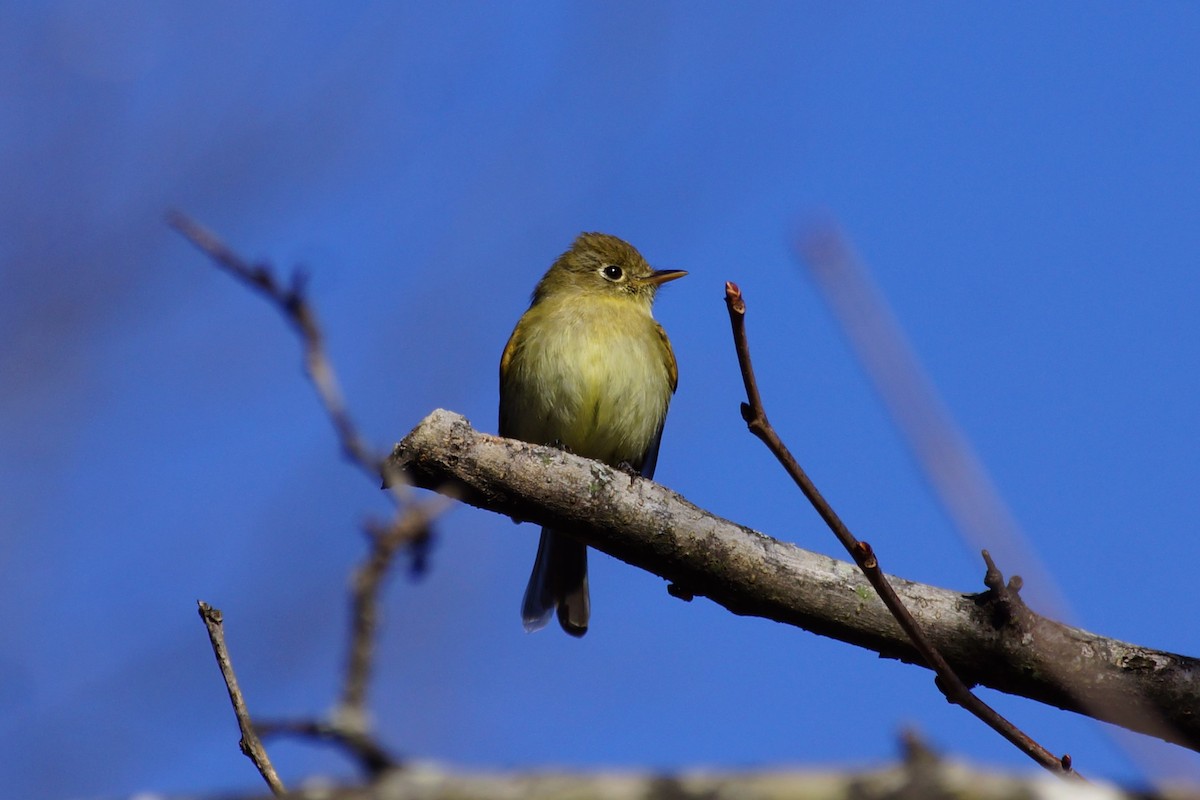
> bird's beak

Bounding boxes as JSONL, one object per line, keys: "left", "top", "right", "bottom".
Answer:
{"left": 643, "top": 269, "right": 688, "bottom": 287}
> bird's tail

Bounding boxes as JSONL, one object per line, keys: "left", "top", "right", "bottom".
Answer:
{"left": 521, "top": 528, "right": 589, "bottom": 637}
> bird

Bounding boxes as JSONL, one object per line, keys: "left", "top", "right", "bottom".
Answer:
{"left": 499, "top": 232, "right": 686, "bottom": 636}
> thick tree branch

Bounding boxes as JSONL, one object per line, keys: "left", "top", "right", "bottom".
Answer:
{"left": 389, "top": 409, "right": 1200, "bottom": 753}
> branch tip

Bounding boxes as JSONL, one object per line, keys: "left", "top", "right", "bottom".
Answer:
{"left": 196, "top": 600, "right": 286, "bottom": 795}
{"left": 724, "top": 281, "right": 746, "bottom": 314}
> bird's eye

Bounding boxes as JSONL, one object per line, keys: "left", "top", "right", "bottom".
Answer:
{"left": 601, "top": 265, "right": 624, "bottom": 281}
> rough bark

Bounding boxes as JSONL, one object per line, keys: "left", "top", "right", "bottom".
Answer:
{"left": 389, "top": 409, "right": 1200, "bottom": 753}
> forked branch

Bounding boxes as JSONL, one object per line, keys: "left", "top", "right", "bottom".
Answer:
{"left": 722, "top": 281, "right": 1076, "bottom": 777}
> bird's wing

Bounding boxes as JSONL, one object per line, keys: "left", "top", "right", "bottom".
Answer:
{"left": 640, "top": 321, "right": 678, "bottom": 480}
{"left": 497, "top": 318, "right": 525, "bottom": 437}
{"left": 657, "top": 321, "right": 678, "bottom": 393}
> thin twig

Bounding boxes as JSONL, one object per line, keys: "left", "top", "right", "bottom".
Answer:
{"left": 197, "top": 601, "right": 287, "bottom": 796}
{"left": 167, "top": 210, "right": 396, "bottom": 490}
{"left": 795, "top": 227, "right": 1066, "bottom": 609}
{"left": 337, "top": 500, "right": 448, "bottom": 727}
{"left": 797, "top": 228, "right": 1191, "bottom": 783}
{"left": 723, "top": 281, "right": 1080, "bottom": 779}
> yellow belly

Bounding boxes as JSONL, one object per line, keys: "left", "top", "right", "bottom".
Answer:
{"left": 500, "top": 295, "right": 674, "bottom": 468}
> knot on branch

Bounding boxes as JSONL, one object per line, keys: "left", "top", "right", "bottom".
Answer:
{"left": 971, "top": 550, "right": 1034, "bottom": 632}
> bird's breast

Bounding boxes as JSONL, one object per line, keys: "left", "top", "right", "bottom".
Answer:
{"left": 500, "top": 297, "right": 674, "bottom": 467}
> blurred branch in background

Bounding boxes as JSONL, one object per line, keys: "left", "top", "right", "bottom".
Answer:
{"left": 796, "top": 224, "right": 1070, "bottom": 617}
{"left": 165, "top": 747, "right": 1192, "bottom": 800}
{"left": 166, "top": 211, "right": 399, "bottom": 490}
{"left": 173, "top": 214, "right": 437, "bottom": 791}
{"left": 335, "top": 503, "right": 447, "bottom": 730}
{"left": 796, "top": 224, "right": 1195, "bottom": 782}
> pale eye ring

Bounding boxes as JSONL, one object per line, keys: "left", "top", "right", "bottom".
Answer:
{"left": 601, "top": 264, "right": 624, "bottom": 281}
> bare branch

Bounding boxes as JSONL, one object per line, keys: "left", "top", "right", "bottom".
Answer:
{"left": 723, "top": 282, "right": 1076, "bottom": 777}
{"left": 196, "top": 602, "right": 286, "bottom": 796}
{"left": 794, "top": 227, "right": 1194, "bottom": 781}
{"left": 167, "top": 211, "right": 391, "bottom": 488}
{"left": 796, "top": 226, "right": 1063, "bottom": 606}
{"left": 389, "top": 409, "right": 1200, "bottom": 754}
{"left": 337, "top": 502, "right": 446, "bottom": 729}
{"left": 175, "top": 216, "right": 426, "bottom": 779}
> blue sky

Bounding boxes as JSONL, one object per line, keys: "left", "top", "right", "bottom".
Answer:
{"left": 4, "top": 2, "right": 1200, "bottom": 797}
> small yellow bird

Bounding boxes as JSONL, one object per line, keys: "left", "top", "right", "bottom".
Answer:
{"left": 499, "top": 232, "right": 686, "bottom": 636}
